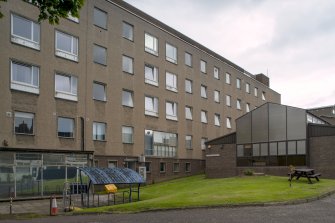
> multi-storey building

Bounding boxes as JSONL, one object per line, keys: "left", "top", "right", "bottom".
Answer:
{"left": 0, "top": 0, "right": 280, "bottom": 198}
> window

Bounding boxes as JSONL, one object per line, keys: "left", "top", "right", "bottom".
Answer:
{"left": 122, "top": 90, "right": 133, "bottom": 107}
{"left": 185, "top": 135, "right": 192, "bottom": 149}
{"left": 201, "top": 138, "right": 207, "bottom": 150}
{"left": 55, "top": 73, "right": 78, "bottom": 101}
{"left": 145, "top": 33, "right": 158, "bottom": 55}
{"left": 214, "top": 114, "right": 221, "bottom": 126}
{"left": 14, "top": 112, "right": 34, "bottom": 134}
{"left": 108, "top": 160, "right": 118, "bottom": 168}
{"left": 185, "top": 106, "right": 193, "bottom": 120}
{"left": 237, "top": 99, "right": 241, "bottom": 110}
{"left": 11, "top": 14, "right": 40, "bottom": 50}
{"left": 185, "top": 79, "right": 192, "bottom": 93}
{"left": 254, "top": 87, "right": 258, "bottom": 97}
{"left": 185, "top": 163, "right": 191, "bottom": 172}
{"left": 246, "top": 83, "right": 250, "bottom": 93}
{"left": 166, "top": 72, "right": 177, "bottom": 92}
{"left": 226, "top": 117, "right": 232, "bottom": 129}
{"left": 185, "top": 52, "right": 192, "bottom": 67}
{"left": 214, "top": 67, "right": 219, "bottom": 79}
{"left": 11, "top": 60, "right": 39, "bottom": 94}
{"left": 145, "top": 96, "right": 158, "bottom": 116}
{"left": 93, "top": 7, "right": 107, "bottom": 29}
{"left": 93, "top": 44, "right": 107, "bottom": 65}
{"left": 214, "top": 90, "right": 220, "bottom": 103}
{"left": 55, "top": 31, "right": 78, "bottom": 61}
{"left": 262, "top": 91, "right": 266, "bottom": 101}
{"left": 236, "top": 78, "right": 241, "bottom": 89}
{"left": 173, "top": 163, "right": 180, "bottom": 172}
{"left": 201, "top": 85, "right": 207, "bottom": 98}
{"left": 166, "top": 101, "right": 178, "bottom": 121}
{"left": 226, "top": 95, "right": 231, "bottom": 107}
{"left": 160, "top": 162, "right": 166, "bottom": 172}
{"left": 122, "top": 22, "right": 133, "bottom": 41}
{"left": 145, "top": 64, "right": 158, "bottom": 86}
{"left": 200, "top": 60, "right": 206, "bottom": 73}
{"left": 145, "top": 162, "right": 151, "bottom": 172}
{"left": 93, "top": 122, "right": 106, "bottom": 141}
{"left": 122, "top": 55, "right": 134, "bottom": 74}
{"left": 166, "top": 43, "right": 177, "bottom": 64}
{"left": 226, "top": 73, "right": 231, "bottom": 84}
{"left": 93, "top": 82, "right": 106, "bottom": 101}
{"left": 58, "top": 117, "right": 74, "bottom": 138}
{"left": 145, "top": 130, "right": 177, "bottom": 157}
{"left": 201, "top": 110, "right": 208, "bottom": 123}
{"left": 246, "top": 103, "right": 250, "bottom": 112}
{"left": 122, "top": 126, "right": 133, "bottom": 143}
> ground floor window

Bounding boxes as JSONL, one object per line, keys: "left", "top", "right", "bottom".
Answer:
{"left": 144, "top": 130, "right": 177, "bottom": 157}
{"left": 236, "top": 140, "right": 306, "bottom": 167}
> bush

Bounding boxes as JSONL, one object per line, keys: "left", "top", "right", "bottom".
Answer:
{"left": 243, "top": 169, "right": 254, "bottom": 176}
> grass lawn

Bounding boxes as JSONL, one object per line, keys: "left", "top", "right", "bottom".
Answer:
{"left": 77, "top": 175, "right": 335, "bottom": 213}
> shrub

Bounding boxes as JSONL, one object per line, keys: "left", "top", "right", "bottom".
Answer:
{"left": 243, "top": 169, "right": 254, "bottom": 176}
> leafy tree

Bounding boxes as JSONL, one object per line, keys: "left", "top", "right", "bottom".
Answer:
{"left": 0, "top": 0, "right": 84, "bottom": 24}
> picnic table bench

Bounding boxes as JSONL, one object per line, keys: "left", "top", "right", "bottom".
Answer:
{"left": 289, "top": 168, "right": 321, "bottom": 184}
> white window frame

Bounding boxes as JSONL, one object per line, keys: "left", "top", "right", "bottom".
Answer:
{"left": 237, "top": 99, "right": 241, "bottom": 110}
{"left": 201, "top": 138, "right": 208, "bottom": 150}
{"left": 122, "top": 90, "right": 134, "bottom": 107}
{"left": 254, "top": 87, "right": 258, "bottom": 97}
{"left": 201, "top": 85, "right": 207, "bottom": 98}
{"left": 122, "top": 126, "right": 134, "bottom": 144}
{"left": 122, "top": 21, "right": 134, "bottom": 41}
{"left": 166, "top": 72, "right": 177, "bottom": 92}
{"left": 246, "top": 83, "right": 250, "bottom": 93}
{"left": 246, "top": 103, "right": 250, "bottom": 112}
{"left": 10, "top": 60, "right": 39, "bottom": 94}
{"left": 57, "top": 117, "right": 75, "bottom": 138}
{"left": 226, "top": 95, "right": 231, "bottom": 107}
{"left": 185, "top": 106, "right": 193, "bottom": 120}
{"left": 93, "top": 122, "right": 106, "bottom": 141}
{"left": 214, "top": 114, "right": 221, "bottom": 126}
{"left": 201, "top": 110, "right": 208, "bottom": 123}
{"left": 145, "top": 64, "right": 159, "bottom": 86}
{"left": 145, "top": 96, "right": 159, "bottom": 117}
{"left": 166, "top": 101, "right": 178, "bottom": 121}
{"left": 200, "top": 60, "right": 206, "bottom": 73}
{"left": 236, "top": 78, "right": 241, "bottom": 89}
{"left": 262, "top": 91, "right": 266, "bottom": 101}
{"left": 214, "top": 90, "right": 220, "bottom": 103}
{"left": 11, "top": 14, "right": 40, "bottom": 50}
{"left": 214, "top": 67, "right": 219, "bottom": 79}
{"left": 185, "top": 79, "right": 192, "bottom": 93}
{"left": 93, "top": 82, "right": 106, "bottom": 101}
{"left": 145, "top": 33, "right": 158, "bottom": 55}
{"left": 166, "top": 43, "right": 177, "bottom": 64}
{"left": 14, "top": 112, "right": 34, "bottom": 135}
{"left": 55, "top": 73, "right": 78, "bottom": 101}
{"left": 55, "top": 30, "right": 78, "bottom": 61}
{"left": 226, "top": 73, "right": 231, "bottom": 84}
{"left": 226, "top": 117, "right": 232, "bottom": 129}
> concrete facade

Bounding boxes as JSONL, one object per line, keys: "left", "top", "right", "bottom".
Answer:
{"left": 0, "top": 0, "right": 281, "bottom": 193}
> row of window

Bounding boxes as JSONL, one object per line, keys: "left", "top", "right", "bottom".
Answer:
{"left": 14, "top": 111, "right": 209, "bottom": 152}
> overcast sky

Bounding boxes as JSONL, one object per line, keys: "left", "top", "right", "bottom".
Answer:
{"left": 124, "top": 0, "right": 335, "bottom": 109}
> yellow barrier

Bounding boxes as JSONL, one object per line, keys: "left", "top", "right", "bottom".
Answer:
{"left": 104, "top": 184, "right": 117, "bottom": 193}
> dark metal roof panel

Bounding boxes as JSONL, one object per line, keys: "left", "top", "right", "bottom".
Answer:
{"left": 79, "top": 167, "right": 145, "bottom": 185}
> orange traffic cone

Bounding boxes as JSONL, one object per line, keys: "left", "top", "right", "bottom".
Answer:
{"left": 50, "top": 196, "right": 58, "bottom": 216}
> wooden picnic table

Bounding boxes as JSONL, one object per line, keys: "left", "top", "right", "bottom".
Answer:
{"left": 289, "top": 168, "right": 321, "bottom": 184}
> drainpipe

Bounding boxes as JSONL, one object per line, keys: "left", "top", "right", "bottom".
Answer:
{"left": 80, "top": 117, "right": 85, "bottom": 151}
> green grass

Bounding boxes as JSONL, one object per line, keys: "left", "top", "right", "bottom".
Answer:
{"left": 77, "top": 175, "right": 335, "bottom": 213}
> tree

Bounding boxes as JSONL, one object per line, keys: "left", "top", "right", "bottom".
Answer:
{"left": 0, "top": 0, "right": 84, "bottom": 24}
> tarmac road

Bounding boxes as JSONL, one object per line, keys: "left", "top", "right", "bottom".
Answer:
{"left": 3, "top": 194, "right": 335, "bottom": 223}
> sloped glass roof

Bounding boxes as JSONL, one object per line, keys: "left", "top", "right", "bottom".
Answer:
{"left": 79, "top": 167, "right": 145, "bottom": 185}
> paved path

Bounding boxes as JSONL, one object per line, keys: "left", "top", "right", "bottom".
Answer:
{"left": 2, "top": 194, "right": 335, "bottom": 223}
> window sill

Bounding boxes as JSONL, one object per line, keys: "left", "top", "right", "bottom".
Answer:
{"left": 145, "top": 80, "right": 159, "bottom": 87}
{"left": 15, "top": 133, "right": 34, "bottom": 136}
{"left": 145, "top": 111, "right": 158, "bottom": 117}
{"left": 11, "top": 83, "right": 39, "bottom": 95}
{"left": 166, "top": 116, "right": 178, "bottom": 121}
{"left": 93, "top": 98, "right": 107, "bottom": 102}
{"left": 58, "top": 136, "right": 75, "bottom": 139}
{"left": 166, "top": 58, "right": 177, "bottom": 64}
{"left": 94, "top": 61, "right": 107, "bottom": 66}
{"left": 11, "top": 36, "right": 40, "bottom": 51}
{"left": 55, "top": 92, "right": 78, "bottom": 102}
{"left": 123, "top": 71, "right": 134, "bottom": 75}
{"left": 145, "top": 48, "right": 158, "bottom": 57}
{"left": 55, "top": 51, "right": 78, "bottom": 62}
{"left": 93, "top": 139, "right": 107, "bottom": 142}
{"left": 123, "top": 142, "right": 134, "bottom": 145}
{"left": 166, "top": 87, "right": 178, "bottom": 93}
